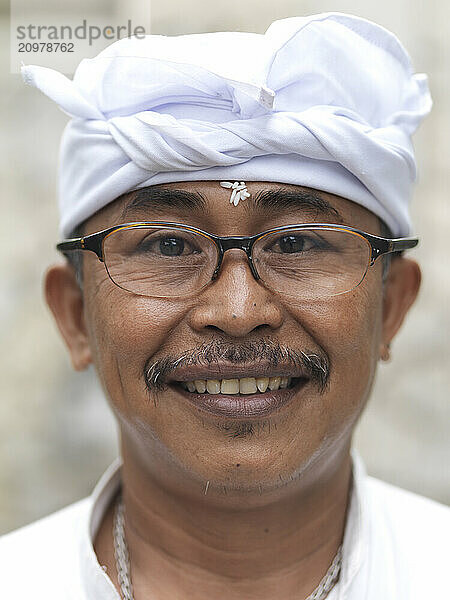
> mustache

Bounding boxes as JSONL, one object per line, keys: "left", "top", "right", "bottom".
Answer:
{"left": 144, "top": 338, "right": 330, "bottom": 394}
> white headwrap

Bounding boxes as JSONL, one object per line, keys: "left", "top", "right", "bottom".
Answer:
{"left": 22, "top": 12, "right": 431, "bottom": 237}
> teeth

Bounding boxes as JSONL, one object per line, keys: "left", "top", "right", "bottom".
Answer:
{"left": 221, "top": 379, "right": 240, "bottom": 394}
{"left": 280, "top": 376, "right": 289, "bottom": 389}
{"left": 206, "top": 379, "right": 221, "bottom": 394}
{"left": 239, "top": 378, "right": 257, "bottom": 395}
{"left": 256, "top": 377, "right": 269, "bottom": 393}
{"left": 182, "top": 376, "right": 292, "bottom": 394}
{"left": 268, "top": 376, "right": 281, "bottom": 391}
{"left": 194, "top": 379, "right": 206, "bottom": 393}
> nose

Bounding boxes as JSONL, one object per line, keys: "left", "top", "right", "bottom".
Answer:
{"left": 187, "top": 249, "right": 284, "bottom": 337}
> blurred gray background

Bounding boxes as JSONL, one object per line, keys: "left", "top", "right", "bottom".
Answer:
{"left": 1, "top": 0, "right": 449, "bottom": 534}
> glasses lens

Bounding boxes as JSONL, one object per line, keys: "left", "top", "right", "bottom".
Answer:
{"left": 253, "top": 227, "right": 371, "bottom": 299}
{"left": 103, "top": 226, "right": 218, "bottom": 297}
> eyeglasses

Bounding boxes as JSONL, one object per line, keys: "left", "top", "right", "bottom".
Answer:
{"left": 56, "top": 222, "right": 418, "bottom": 300}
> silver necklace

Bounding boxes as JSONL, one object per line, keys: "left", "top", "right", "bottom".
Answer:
{"left": 113, "top": 492, "right": 342, "bottom": 600}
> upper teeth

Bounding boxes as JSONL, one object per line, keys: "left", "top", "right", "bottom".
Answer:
{"left": 181, "top": 376, "right": 291, "bottom": 395}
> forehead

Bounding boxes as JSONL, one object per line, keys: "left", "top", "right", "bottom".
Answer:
{"left": 83, "top": 181, "right": 381, "bottom": 236}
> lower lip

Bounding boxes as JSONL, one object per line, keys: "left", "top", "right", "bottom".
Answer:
{"left": 172, "top": 379, "right": 308, "bottom": 419}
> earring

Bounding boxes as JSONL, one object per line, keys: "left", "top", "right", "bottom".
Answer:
{"left": 380, "top": 343, "right": 391, "bottom": 362}
{"left": 220, "top": 181, "right": 251, "bottom": 206}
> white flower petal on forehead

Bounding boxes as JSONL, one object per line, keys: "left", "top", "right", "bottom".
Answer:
{"left": 220, "top": 180, "right": 250, "bottom": 206}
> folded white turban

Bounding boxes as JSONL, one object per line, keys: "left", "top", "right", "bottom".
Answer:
{"left": 22, "top": 12, "right": 431, "bottom": 237}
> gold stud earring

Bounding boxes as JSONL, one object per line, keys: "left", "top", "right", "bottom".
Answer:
{"left": 380, "top": 343, "right": 391, "bottom": 362}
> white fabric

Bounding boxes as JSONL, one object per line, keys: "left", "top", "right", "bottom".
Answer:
{"left": 0, "top": 453, "right": 448, "bottom": 599}
{"left": 21, "top": 13, "right": 431, "bottom": 238}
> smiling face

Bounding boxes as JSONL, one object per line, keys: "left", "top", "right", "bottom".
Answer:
{"left": 46, "top": 181, "right": 421, "bottom": 506}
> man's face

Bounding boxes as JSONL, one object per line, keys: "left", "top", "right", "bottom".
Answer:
{"left": 48, "top": 182, "right": 420, "bottom": 504}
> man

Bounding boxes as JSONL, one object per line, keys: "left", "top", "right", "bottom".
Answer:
{"left": 1, "top": 12, "right": 448, "bottom": 600}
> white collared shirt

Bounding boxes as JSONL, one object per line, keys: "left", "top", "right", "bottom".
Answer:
{"left": 0, "top": 453, "right": 448, "bottom": 599}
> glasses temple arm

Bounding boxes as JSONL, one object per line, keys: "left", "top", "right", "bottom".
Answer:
{"left": 388, "top": 238, "right": 419, "bottom": 253}
{"left": 370, "top": 236, "right": 418, "bottom": 264}
{"left": 57, "top": 234, "right": 104, "bottom": 260}
{"left": 56, "top": 239, "right": 84, "bottom": 252}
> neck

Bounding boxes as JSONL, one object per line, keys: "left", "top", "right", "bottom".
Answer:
{"left": 110, "top": 440, "right": 353, "bottom": 600}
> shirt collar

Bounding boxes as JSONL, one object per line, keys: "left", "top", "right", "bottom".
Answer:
{"left": 337, "top": 450, "right": 369, "bottom": 597}
{"left": 78, "top": 456, "right": 123, "bottom": 600}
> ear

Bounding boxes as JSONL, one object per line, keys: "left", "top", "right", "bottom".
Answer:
{"left": 380, "top": 257, "right": 421, "bottom": 354}
{"left": 45, "top": 263, "right": 92, "bottom": 371}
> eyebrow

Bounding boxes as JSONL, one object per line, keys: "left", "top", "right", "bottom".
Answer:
{"left": 121, "top": 186, "right": 343, "bottom": 222}
{"left": 121, "top": 187, "right": 207, "bottom": 220}
{"left": 252, "top": 188, "right": 343, "bottom": 222}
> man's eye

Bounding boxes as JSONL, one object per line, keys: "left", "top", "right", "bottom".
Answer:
{"left": 138, "top": 235, "right": 197, "bottom": 257}
{"left": 270, "top": 234, "right": 320, "bottom": 254}
{"left": 159, "top": 237, "right": 185, "bottom": 256}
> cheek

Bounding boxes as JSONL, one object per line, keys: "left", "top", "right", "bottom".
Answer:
{"left": 83, "top": 282, "right": 190, "bottom": 408}
{"left": 329, "top": 288, "right": 381, "bottom": 366}
{"left": 286, "top": 280, "right": 383, "bottom": 424}
{"left": 84, "top": 257, "right": 190, "bottom": 361}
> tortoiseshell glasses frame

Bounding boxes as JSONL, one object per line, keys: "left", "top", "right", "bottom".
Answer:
{"left": 56, "top": 222, "right": 418, "bottom": 299}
